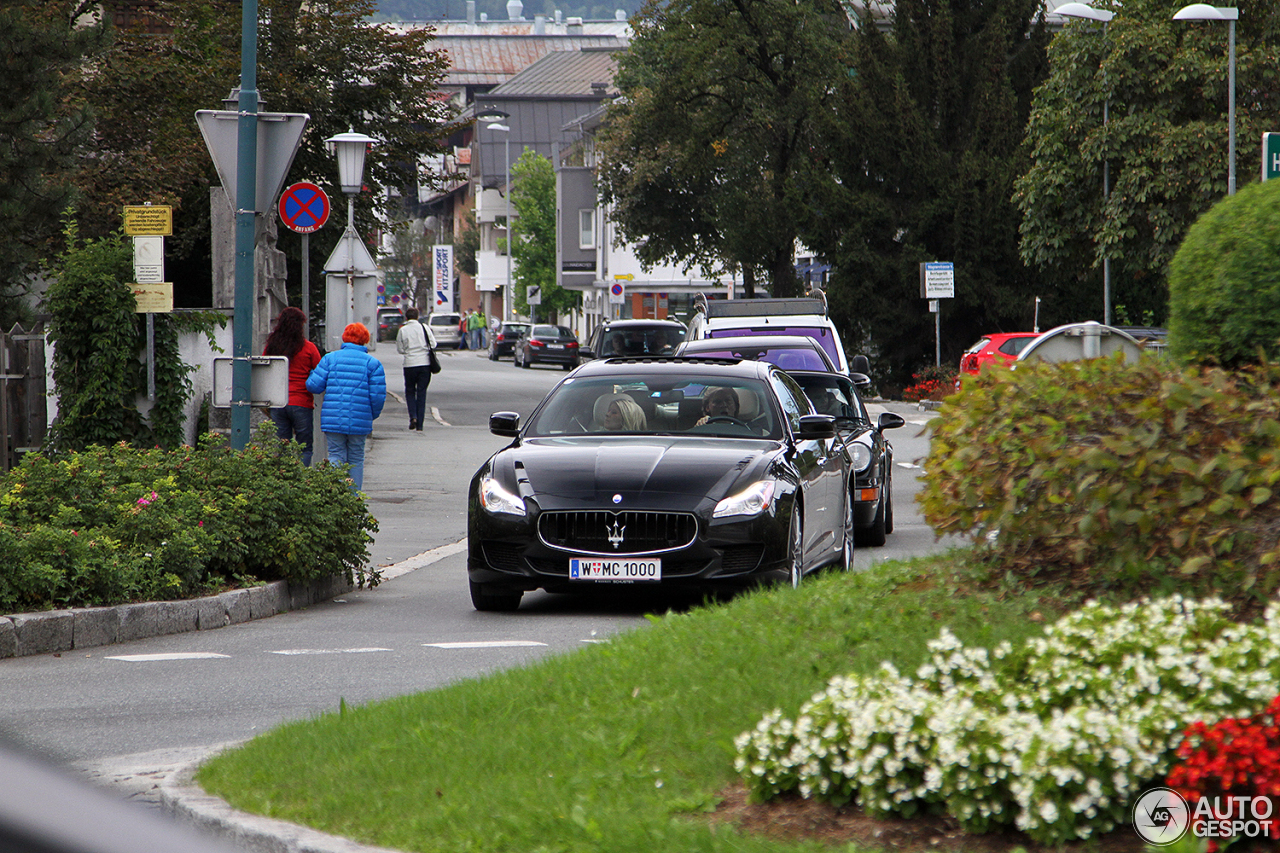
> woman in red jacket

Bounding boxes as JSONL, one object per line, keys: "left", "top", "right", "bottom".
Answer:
{"left": 263, "top": 307, "right": 322, "bottom": 465}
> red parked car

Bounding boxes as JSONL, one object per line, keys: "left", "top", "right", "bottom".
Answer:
{"left": 956, "top": 332, "right": 1039, "bottom": 389}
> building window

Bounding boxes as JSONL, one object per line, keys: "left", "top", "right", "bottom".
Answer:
{"left": 579, "top": 209, "right": 595, "bottom": 249}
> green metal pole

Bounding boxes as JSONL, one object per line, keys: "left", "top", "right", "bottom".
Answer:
{"left": 231, "top": 0, "right": 259, "bottom": 450}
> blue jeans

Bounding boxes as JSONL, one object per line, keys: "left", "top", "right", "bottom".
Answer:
{"left": 270, "top": 405, "right": 314, "bottom": 466}
{"left": 404, "top": 365, "right": 431, "bottom": 427}
{"left": 324, "top": 432, "right": 367, "bottom": 491}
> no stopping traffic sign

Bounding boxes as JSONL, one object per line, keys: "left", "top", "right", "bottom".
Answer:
{"left": 278, "top": 182, "right": 330, "bottom": 234}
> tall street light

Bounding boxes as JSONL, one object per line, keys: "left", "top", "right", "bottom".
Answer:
{"left": 1056, "top": 2, "right": 1115, "bottom": 326}
{"left": 323, "top": 129, "right": 377, "bottom": 352}
{"left": 486, "top": 122, "right": 513, "bottom": 324}
{"left": 1174, "top": 4, "right": 1238, "bottom": 195}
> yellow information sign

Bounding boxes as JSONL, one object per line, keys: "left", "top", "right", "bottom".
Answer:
{"left": 614, "top": 274, "right": 635, "bottom": 281}
{"left": 132, "top": 283, "right": 174, "bottom": 313}
{"left": 123, "top": 205, "right": 173, "bottom": 236}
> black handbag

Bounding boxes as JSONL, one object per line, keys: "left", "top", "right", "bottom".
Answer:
{"left": 423, "top": 321, "right": 442, "bottom": 374}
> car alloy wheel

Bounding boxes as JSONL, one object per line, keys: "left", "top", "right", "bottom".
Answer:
{"left": 838, "top": 491, "right": 854, "bottom": 572}
{"left": 788, "top": 507, "right": 804, "bottom": 588}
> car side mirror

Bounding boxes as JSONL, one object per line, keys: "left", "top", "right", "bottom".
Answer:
{"left": 580, "top": 347, "right": 595, "bottom": 360}
{"left": 489, "top": 412, "right": 521, "bottom": 437}
{"left": 797, "top": 414, "right": 836, "bottom": 440}
{"left": 851, "top": 354, "right": 871, "bottom": 374}
{"left": 849, "top": 372, "right": 871, "bottom": 389}
{"left": 877, "top": 412, "right": 905, "bottom": 431}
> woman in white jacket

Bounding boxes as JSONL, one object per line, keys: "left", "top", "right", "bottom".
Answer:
{"left": 395, "top": 307, "right": 437, "bottom": 431}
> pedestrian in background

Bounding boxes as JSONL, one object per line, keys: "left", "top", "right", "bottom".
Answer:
{"left": 457, "top": 313, "right": 469, "bottom": 349}
{"left": 306, "top": 323, "right": 386, "bottom": 491}
{"left": 467, "top": 309, "right": 484, "bottom": 350}
{"left": 396, "top": 306, "right": 436, "bottom": 431}
{"left": 262, "top": 306, "right": 321, "bottom": 465}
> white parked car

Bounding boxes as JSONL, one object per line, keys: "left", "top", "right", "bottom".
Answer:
{"left": 427, "top": 311, "right": 463, "bottom": 349}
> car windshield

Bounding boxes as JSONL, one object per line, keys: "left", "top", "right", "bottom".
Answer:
{"left": 685, "top": 345, "right": 828, "bottom": 372}
{"left": 790, "top": 374, "right": 869, "bottom": 424}
{"left": 708, "top": 326, "right": 842, "bottom": 368}
{"left": 534, "top": 325, "right": 574, "bottom": 339}
{"left": 525, "top": 373, "right": 781, "bottom": 439}
{"left": 600, "top": 327, "right": 684, "bottom": 356}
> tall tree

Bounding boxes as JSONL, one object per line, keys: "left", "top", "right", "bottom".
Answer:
{"left": 595, "top": 0, "right": 848, "bottom": 298}
{"left": 70, "top": 0, "right": 454, "bottom": 308}
{"left": 510, "top": 151, "right": 574, "bottom": 320}
{"left": 0, "top": 1, "right": 108, "bottom": 325}
{"left": 801, "top": 0, "right": 1050, "bottom": 390}
{"left": 1015, "top": 0, "right": 1280, "bottom": 327}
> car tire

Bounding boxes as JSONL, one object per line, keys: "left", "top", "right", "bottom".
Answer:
{"left": 858, "top": 489, "right": 888, "bottom": 547}
{"left": 522, "top": 353, "right": 532, "bottom": 369}
{"left": 883, "top": 468, "right": 894, "bottom": 535}
{"left": 787, "top": 506, "right": 804, "bottom": 588}
{"left": 469, "top": 581, "right": 522, "bottom": 612}
{"left": 562, "top": 362, "right": 574, "bottom": 371}
{"left": 837, "top": 491, "right": 854, "bottom": 571}
{"left": 489, "top": 347, "right": 498, "bottom": 361}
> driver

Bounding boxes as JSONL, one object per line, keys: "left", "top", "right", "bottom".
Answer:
{"left": 695, "top": 386, "right": 739, "bottom": 426}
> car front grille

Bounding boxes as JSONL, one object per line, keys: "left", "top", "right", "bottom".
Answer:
{"left": 537, "top": 510, "right": 698, "bottom": 555}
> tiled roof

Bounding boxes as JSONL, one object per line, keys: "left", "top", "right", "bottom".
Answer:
{"left": 488, "top": 47, "right": 619, "bottom": 98}
{"left": 432, "top": 35, "right": 625, "bottom": 86}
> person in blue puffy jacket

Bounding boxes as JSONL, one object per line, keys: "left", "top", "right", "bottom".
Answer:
{"left": 306, "top": 323, "right": 386, "bottom": 491}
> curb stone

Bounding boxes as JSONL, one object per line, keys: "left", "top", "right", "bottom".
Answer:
{"left": 159, "top": 751, "right": 404, "bottom": 853}
{"left": 0, "top": 577, "right": 354, "bottom": 660}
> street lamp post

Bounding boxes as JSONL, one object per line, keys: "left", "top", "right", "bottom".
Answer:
{"left": 323, "top": 129, "right": 377, "bottom": 351}
{"left": 1056, "top": 2, "right": 1115, "bottom": 326}
{"left": 1174, "top": 4, "right": 1239, "bottom": 196}
{"left": 486, "top": 122, "right": 513, "bottom": 324}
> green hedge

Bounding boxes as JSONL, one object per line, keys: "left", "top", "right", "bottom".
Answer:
{"left": 0, "top": 430, "right": 379, "bottom": 613}
{"left": 918, "top": 356, "right": 1280, "bottom": 612}
{"left": 1168, "top": 178, "right": 1280, "bottom": 368}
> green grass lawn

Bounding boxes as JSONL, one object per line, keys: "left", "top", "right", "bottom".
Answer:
{"left": 197, "top": 552, "right": 1061, "bottom": 853}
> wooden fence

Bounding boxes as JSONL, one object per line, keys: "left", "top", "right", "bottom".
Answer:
{"left": 0, "top": 323, "right": 47, "bottom": 471}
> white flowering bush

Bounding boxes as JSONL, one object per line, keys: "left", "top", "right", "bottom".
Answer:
{"left": 734, "top": 595, "right": 1280, "bottom": 844}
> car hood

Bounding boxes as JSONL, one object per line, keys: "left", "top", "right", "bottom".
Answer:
{"left": 492, "top": 436, "right": 781, "bottom": 512}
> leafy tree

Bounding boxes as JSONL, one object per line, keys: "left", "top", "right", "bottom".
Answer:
{"left": 801, "top": 0, "right": 1050, "bottom": 391}
{"left": 0, "top": 1, "right": 108, "bottom": 325}
{"left": 510, "top": 151, "right": 575, "bottom": 320}
{"left": 1015, "top": 0, "right": 1280, "bottom": 327}
{"left": 596, "top": 0, "right": 848, "bottom": 298}
{"left": 69, "top": 0, "right": 454, "bottom": 310}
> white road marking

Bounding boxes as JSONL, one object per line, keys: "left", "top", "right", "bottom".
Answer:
{"left": 897, "top": 461, "right": 922, "bottom": 470}
{"left": 268, "top": 648, "right": 392, "bottom": 656}
{"left": 106, "top": 652, "right": 231, "bottom": 662}
{"left": 424, "top": 640, "right": 547, "bottom": 649}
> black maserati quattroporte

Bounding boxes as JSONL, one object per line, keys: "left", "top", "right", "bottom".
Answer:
{"left": 467, "top": 357, "right": 853, "bottom": 611}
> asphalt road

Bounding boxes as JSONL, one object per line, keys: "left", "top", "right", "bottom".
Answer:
{"left": 0, "top": 347, "right": 954, "bottom": 781}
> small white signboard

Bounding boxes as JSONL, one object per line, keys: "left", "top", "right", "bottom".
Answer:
{"left": 920, "top": 261, "right": 955, "bottom": 299}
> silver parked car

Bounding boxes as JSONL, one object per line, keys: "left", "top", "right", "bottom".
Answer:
{"left": 428, "top": 311, "right": 463, "bottom": 349}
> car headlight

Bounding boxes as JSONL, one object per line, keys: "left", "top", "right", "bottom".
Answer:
{"left": 479, "top": 475, "right": 526, "bottom": 516}
{"left": 713, "top": 481, "right": 776, "bottom": 519}
{"left": 850, "top": 442, "right": 873, "bottom": 473}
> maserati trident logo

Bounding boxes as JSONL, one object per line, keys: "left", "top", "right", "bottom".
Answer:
{"left": 607, "top": 518, "right": 626, "bottom": 550}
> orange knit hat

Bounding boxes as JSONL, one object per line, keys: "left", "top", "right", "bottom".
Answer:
{"left": 342, "top": 323, "right": 370, "bottom": 345}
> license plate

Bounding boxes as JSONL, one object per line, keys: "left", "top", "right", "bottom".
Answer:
{"left": 569, "top": 558, "right": 661, "bottom": 582}
{"left": 547, "top": 344, "right": 564, "bottom": 350}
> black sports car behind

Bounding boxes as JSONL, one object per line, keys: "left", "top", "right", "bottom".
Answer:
{"left": 789, "top": 370, "right": 904, "bottom": 546}
{"left": 467, "top": 357, "right": 852, "bottom": 610}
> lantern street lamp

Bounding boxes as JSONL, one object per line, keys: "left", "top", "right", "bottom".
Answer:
{"left": 322, "top": 129, "right": 378, "bottom": 352}
{"left": 1056, "top": 2, "right": 1115, "bottom": 326}
{"left": 1173, "top": 4, "right": 1238, "bottom": 195}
